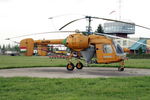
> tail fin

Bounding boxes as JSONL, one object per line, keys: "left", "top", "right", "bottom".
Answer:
{"left": 20, "top": 38, "right": 34, "bottom": 56}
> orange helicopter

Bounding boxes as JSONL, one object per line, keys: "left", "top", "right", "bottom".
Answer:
{"left": 7, "top": 16, "right": 150, "bottom": 71}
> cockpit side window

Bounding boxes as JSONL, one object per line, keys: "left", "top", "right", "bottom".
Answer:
{"left": 116, "top": 44, "right": 124, "bottom": 54}
{"left": 113, "top": 40, "right": 124, "bottom": 54}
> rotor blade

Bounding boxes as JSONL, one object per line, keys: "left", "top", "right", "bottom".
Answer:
{"left": 48, "top": 14, "right": 85, "bottom": 19}
{"left": 5, "top": 31, "right": 75, "bottom": 40}
{"left": 5, "top": 38, "right": 20, "bottom": 44}
{"left": 59, "top": 18, "right": 85, "bottom": 30}
{"left": 49, "top": 14, "right": 70, "bottom": 19}
{"left": 96, "top": 32, "right": 150, "bottom": 47}
{"left": 92, "top": 17, "right": 150, "bottom": 30}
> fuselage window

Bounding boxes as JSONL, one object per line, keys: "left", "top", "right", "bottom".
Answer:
{"left": 103, "top": 44, "right": 113, "bottom": 53}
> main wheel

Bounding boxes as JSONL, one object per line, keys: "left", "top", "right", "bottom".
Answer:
{"left": 76, "top": 62, "right": 83, "bottom": 69}
{"left": 67, "top": 63, "right": 75, "bottom": 71}
{"left": 118, "top": 67, "right": 124, "bottom": 71}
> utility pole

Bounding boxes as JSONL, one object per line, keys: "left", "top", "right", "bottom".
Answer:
{"left": 85, "top": 16, "right": 92, "bottom": 34}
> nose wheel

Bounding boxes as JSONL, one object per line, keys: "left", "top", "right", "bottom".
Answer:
{"left": 118, "top": 61, "right": 125, "bottom": 71}
{"left": 118, "top": 67, "right": 124, "bottom": 71}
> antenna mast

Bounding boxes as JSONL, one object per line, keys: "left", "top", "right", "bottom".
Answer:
{"left": 118, "top": 0, "right": 122, "bottom": 20}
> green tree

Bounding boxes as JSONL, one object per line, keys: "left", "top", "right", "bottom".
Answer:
{"left": 2, "top": 45, "right": 5, "bottom": 50}
{"left": 7, "top": 44, "right": 11, "bottom": 51}
{"left": 14, "top": 45, "right": 20, "bottom": 51}
{"left": 138, "top": 47, "right": 143, "bottom": 54}
{"left": 1, "top": 45, "right": 6, "bottom": 54}
{"left": 96, "top": 24, "right": 104, "bottom": 33}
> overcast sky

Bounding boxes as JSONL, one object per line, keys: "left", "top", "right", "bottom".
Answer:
{"left": 0, "top": 0, "right": 150, "bottom": 45}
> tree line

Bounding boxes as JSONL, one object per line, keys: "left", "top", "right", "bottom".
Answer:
{"left": 0, "top": 44, "right": 20, "bottom": 54}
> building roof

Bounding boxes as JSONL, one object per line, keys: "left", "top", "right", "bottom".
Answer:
{"left": 130, "top": 39, "right": 146, "bottom": 50}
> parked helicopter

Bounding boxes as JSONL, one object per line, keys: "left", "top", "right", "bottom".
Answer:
{"left": 7, "top": 16, "right": 150, "bottom": 71}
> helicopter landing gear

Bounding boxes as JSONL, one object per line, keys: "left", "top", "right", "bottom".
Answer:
{"left": 66, "top": 62, "right": 83, "bottom": 71}
{"left": 76, "top": 61, "right": 83, "bottom": 69}
{"left": 66, "top": 52, "right": 84, "bottom": 71}
{"left": 118, "top": 61, "right": 125, "bottom": 71}
{"left": 66, "top": 62, "right": 75, "bottom": 71}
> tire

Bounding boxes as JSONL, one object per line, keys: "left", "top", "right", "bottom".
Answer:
{"left": 118, "top": 67, "right": 124, "bottom": 71}
{"left": 76, "top": 62, "right": 83, "bottom": 69}
{"left": 67, "top": 63, "right": 75, "bottom": 71}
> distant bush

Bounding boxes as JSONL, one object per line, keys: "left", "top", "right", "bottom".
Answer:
{"left": 127, "top": 54, "right": 150, "bottom": 59}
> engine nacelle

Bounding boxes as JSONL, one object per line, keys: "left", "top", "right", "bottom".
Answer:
{"left": 66, "top": 33, "right": 89, "bottom": 51}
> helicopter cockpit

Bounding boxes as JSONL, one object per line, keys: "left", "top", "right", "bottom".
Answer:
{"left": 113, "top": 41, "right": 126, "bottom": 57}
